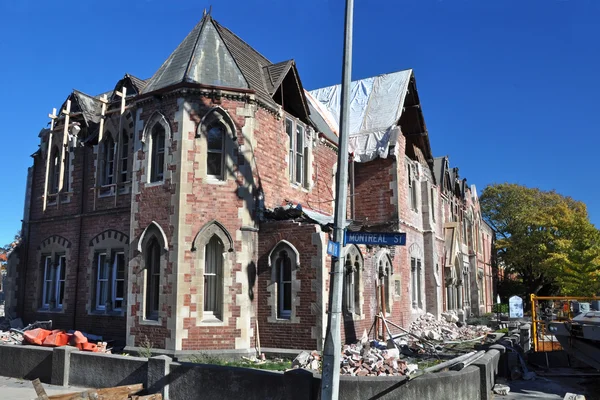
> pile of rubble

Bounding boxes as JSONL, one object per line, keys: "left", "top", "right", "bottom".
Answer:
{"left": 292, "top": 343, "right": 418, "bottom": 377}
{"left": 0, "top": 317, "right": 110, "bottom": 353}
{"left": 408, "top": 312, "right": 491, "bottom": 343}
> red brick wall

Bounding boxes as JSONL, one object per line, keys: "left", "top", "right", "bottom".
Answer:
{"left": 257, "top": 221, "right": 319, "bottom": 350}
{"left": 254, "top": 109, "right": 337, "bottom": 215}
{"left": 129, "top": 97, "right": 180, "bottom": 348}
{"left": 23, "top": 134, "right": 131, "bottom": 339}
{"left": 353, "top": 159, "right": 396, "bottom": 224}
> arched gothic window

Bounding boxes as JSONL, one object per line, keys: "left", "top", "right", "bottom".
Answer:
{"left": 145, "top": 237, "right": 161, "bottom": 320}
{"left": 49, "top": 146, "right": 60, "bottom": 195}
{"left": 344, "top": 246, "right": 362, "bottom": 315}
{"left": 204, "top": 235, "right": 224, "bottom": 319}
{"left": 102, "top": 135, "right": 115, "bottom": 186}
{"left": 150, "top": 124, "right": 165, "bottom": 183}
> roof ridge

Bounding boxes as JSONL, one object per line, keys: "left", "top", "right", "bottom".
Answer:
{"left": 212, "top": 19, "right": 272, "bottom": 65}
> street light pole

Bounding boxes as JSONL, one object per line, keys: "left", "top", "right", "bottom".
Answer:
{"left": 320, "top": 0, "right": 354, "bottom": 399}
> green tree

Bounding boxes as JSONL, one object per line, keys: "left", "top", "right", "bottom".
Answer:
{"left": 480, "top": 183, "right": 600, "bottom": 297}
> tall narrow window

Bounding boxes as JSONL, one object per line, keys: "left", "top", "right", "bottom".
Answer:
{"left": 102, "top": 137, "right": 115, "bottom": 185}
{"left": 344, "top": 255, "right": 356, "bottom": 314}
{"left": 379, "top": 257, "right": 391, "bottom": 314}
{"left": 204, "top": 235, "right": 224, "bottom": 319}
{"left": 344, "top": 247, "right": 362, "bottom": 316}
{"left": 42, "top": 256, "right": 53, "bottom": 308}
{"left": 42, "top": 254, "right": 66, "bottom": 309}
{"left": 417, "top": 259, "right": 423, "bottom": 308}
{"left": 120, "top": 131, "right": 129, "bottom": 183}
{"left": 63, "top": 150, "right": 70, "bottom": 192}
{"left": 408, "top": 165, "right": 417, "bottom": 211}
{"left": 286, "top": 116, "right": 309, "bottom": 187}
{"left": 430, "top": 187, "right": 436, "bottom": 222}
{"left": 150, "top": 125, "right": 165, "bottom": 183}
{"left": 49, "top": 147, "right": 60, "bottom": 195}
{"left": 96, "top": 253, "right": 109, "bottom": 310}
{"left": 411, "top": 257, "right": 417, "bottom": 308}
{"left": 145, "top": 238, "right": 161, "bottom": 320}
{"left": 303, "top": 131, "right": 310, "bottom": 188}
{"left": 276, "top": 250, "right": 292, "bottom": 319}
{"left": 113, "top": 252, "right": 125, "bottom": 310}
{"left": 295, "top": 124, "right": 304, "bottom": 184}
{"left": 286, "top": 118, "right": 294, "bottom": 181}
{"left": 206, "top": 124, "right": 225, "bottom": 179}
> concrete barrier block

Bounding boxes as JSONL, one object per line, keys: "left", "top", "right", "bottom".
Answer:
{"left": 148, "top": 355, "right": 171, "bottom": 399}
{"left": 0, "top": 344, "right": 53, "bottom": 383}
{"left": 283, "top": 368, "right": 314, "bottom": 400}
{"left": 69, "top": 352, "right": 148, "bottom": 388}
{"left": 51, "top": 346, "right": 77, "bottom": 387}
{"left": 472, "top": 349, "right": 500, "bottom": 400}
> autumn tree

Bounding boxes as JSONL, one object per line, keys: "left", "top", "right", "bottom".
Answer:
{"left": 480, "top": 183, "right": 600, "bottom": 297}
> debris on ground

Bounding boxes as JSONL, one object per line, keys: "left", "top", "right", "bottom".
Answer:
{"left": 408, "top": 312, "right": 491, "bottom": 344}
{"left": 493, "top": 383, "right": 511, "bottom": 395}
{"left": 32, "top": 378, "right": 160, "bottom": 400}
{"left": 0, "top": 317, "right": 110, "bottom": 353}
{"left": 292, "top": 312, "right": 495, "bottom": 377}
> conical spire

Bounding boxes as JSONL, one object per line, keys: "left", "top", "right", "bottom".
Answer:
{"left": 143, "top": 16, "right": 248, "bottom": 94}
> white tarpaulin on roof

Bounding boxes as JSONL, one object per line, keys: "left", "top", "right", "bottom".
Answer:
{"left": 309, "top": 69, "right": 412, "bottom": 162}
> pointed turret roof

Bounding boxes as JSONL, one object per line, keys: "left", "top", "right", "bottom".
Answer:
{"left": 143, "top": 15, "right": 278, "bottom": 108}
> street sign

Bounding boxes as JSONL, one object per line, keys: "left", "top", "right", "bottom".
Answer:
{"left": 327, "top": 241, "right": 340, "bottom": 257}
{"left": 509, "top": 295, "right": 523, "bottom": 319}
{"left": 344, "top": 231, "right": 406, "bottom": 246}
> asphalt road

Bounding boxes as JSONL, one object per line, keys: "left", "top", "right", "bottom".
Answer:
{"left": 0, "top": 376, "right": 89, "bottom": 400}
{"left": 497, "top": 375, "right": 599, "bottom": 400}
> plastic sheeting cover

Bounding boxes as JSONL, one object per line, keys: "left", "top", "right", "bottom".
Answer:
{"left": 309, "top": 70, "right": 412, "bottom": 162}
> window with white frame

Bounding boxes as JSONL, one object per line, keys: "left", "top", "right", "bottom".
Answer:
{"left": 102, "top": 135, "right": 115, "bottom": 186}
{"left": 63, "top": 148, "right": 71, "bottom": 193}
{"left": 344, "top": 247, "right": 362, "bottom": 316}
{"left": 430, "top": 187, "right": 436, "bottom": 222}
{"left": 286, "top": 116, "right": 310, "bottom": 188}
{"left": 145, "top": 237, "right": 161, "bottom": 320}
{"left": 411, "top": 257, "right": 423, "bottom": 308}
{"left": 378, "top": 255, "right": 392, "bottom": 314}
{"left": 275, "top": 249, "right": 292, "bottom": 319}
{"left": 204, "top": 235, "right": 224, "bottom": 320}
{"left": 149, "top": 124, "right": 165, "bottom": 183}
{"left": 120, "top": 130, "right": 129, "bottom": 183}
{"left": 408, "top": 164, "right": 418, "bottom": 211}
{"left": 206, "top": 122, "right": 225, "bottom": 179}
{"left": 41, "top": 254, "right": 66, "bottom": 309}
{"left": 94, "top": 251, "right": 125, "bottom": 311}
{"left": 49, "top": 146, "right": 60, "bottom": 195}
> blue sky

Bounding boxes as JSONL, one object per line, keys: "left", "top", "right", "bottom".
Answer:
{"left": 0, "top": 0, "right": 598, "bottom": 245}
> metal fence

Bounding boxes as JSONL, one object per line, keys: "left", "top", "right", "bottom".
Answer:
{"left": 530, "top": 294, "right": 600, "bottom": 352}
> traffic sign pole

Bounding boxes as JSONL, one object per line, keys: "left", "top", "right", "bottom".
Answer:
{"left": 321, "top": 0, "right": 354, "bottom": 399}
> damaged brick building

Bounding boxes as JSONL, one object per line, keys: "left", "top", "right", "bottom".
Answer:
{"left": 5, "top": 14, "right": 495, "bottom": 356}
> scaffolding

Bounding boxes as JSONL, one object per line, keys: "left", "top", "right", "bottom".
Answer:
{"left": 530, "top": 294, "right": 600, "bottom": 352}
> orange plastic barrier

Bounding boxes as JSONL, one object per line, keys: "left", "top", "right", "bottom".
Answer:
{"left": 42, "top": 330, "right": 70, "bottom": 347}
{"left": 23, "top": 329, "right": 51, "bottom": 345}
